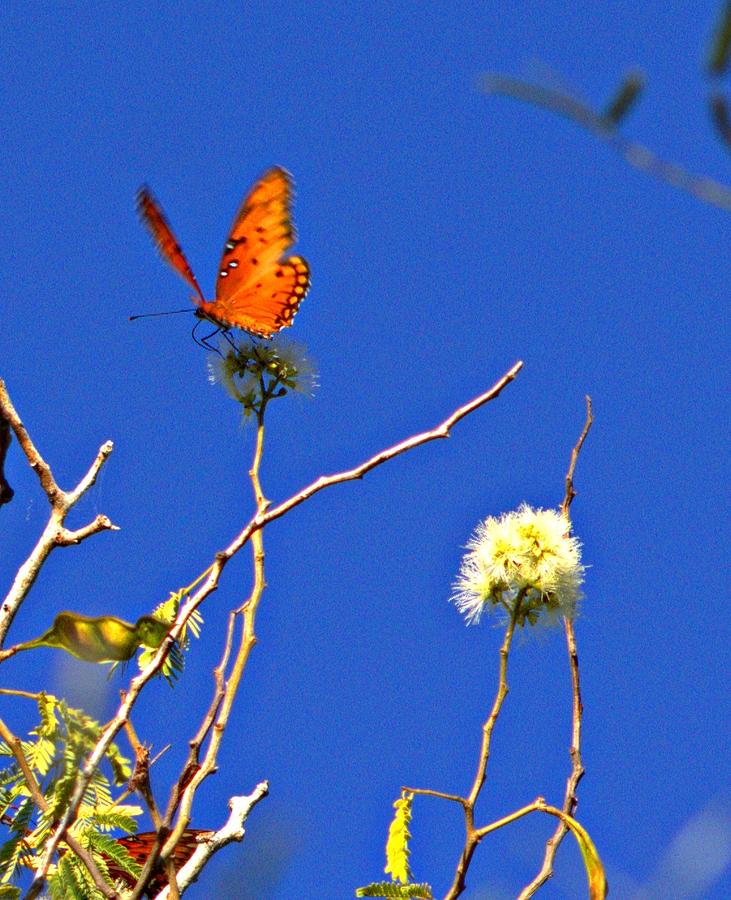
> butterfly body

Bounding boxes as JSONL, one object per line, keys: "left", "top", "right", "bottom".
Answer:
{"left": 137, "top": 167, "right": 310, "bottom": 338}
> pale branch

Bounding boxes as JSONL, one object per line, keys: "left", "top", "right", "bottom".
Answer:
{"left": 153, "top": 783, "right": 270, "bottom": 900}
{"left": 473, "top": 799, "right": 544, "bottom": 840}
{"left": 518, "top": 397, "right": 593, "bottom": 899}
{"left": 55, "top": 515, "right": 116, "bottom": 545}
{"left": 482, "top": 73, "right": 731, "bottom": 214}
{"left": 0, "top": 380, "right": 117, "bottom": 648}
{"left": 29, "top": 363, "right": 523, "bottom": 893}
{"left": 129, "top": 613, "right": 237, "bottom": 900}
{"left": 161, "top": 610, "right": 236, "bottom": 827}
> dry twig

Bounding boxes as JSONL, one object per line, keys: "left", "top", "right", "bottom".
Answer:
{"left": 130, "top": 418, "right": 270, "bottom": 899}
{"left": 0, "top": 379, "right": 117, "bottom": 648}
{"left": 25, "top": 361, "right": 523, "bottom": 897}
{"left": 518, "top": 395, "right": 594, "bottom": 899}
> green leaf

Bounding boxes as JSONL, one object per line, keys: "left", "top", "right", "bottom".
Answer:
{"left": 0, "top": 885, "right": 21, "bottom": 898}
{"left": 539, "top": 806, "right": 607, "bottom": 900}
{"left": 139, "top": 589, "right": 204, "bottom": 683}
{"left": 49, "top": 855, "right": 88, "bottom": 900}
{"left": 0, "top": 797, "right": 35, "bottom": 883}
{"left": 82, "top": 805, "right": 141, "bottom": 835}
{"left": 355, "top": 882, "right": 434, "bottom": 899}
{"left": 25, "top": 737, "right": 54, "bottom": 775}
{"left": 384, "top": 792, "right": 413, "bottom": 884}
{"left": 87, "top": 830, "right": 142, "bottom": 880}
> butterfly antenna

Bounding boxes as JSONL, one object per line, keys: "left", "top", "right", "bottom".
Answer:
{"left": 129, "top": 308, "right": 192, "bottom": 321}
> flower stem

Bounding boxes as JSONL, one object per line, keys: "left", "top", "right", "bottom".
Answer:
{"left": 444, "top": 592, "right": 524, "bottom": 900}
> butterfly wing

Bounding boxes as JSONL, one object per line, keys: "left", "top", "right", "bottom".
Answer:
{"left": 196, "top": 167, "right": 310, "bottom": 337}
{"left": 110, "top": 829, "right": 212, "bottom": 896}
{"left": 137, "top": 187, "right": 206, "bottom": 304}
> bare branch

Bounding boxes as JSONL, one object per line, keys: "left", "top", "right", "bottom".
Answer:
{"left": 402, "top": 787, "right": 466, "bottom": 806}
{"left": 443, "top": 599, "right": 523, "bottom": 900}
{"left": 56, "top": 515, "right": 119, "bottom": 545}
{"left": 0, "top": 382, "right": 116, "bottom": 648}
{"left": 153, "top": 421, "right": 269, "bottom": 890}
{"left": 66, "top": 440, "right": 114, "bottom": 504}
{"left": 258, "top": 360, "right": 524, "bottom": 531}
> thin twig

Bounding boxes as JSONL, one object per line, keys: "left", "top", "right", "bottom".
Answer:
{"left": 483, "top": 74, "right": 731, "bottom": 213}
{"left": 473, "top": 799, "right": 544, "bottom": 840}
{"left": 443, "top": 599, "right": 523, "bottom": 900}
{"left": 0, "top": 380, "right": 59, "bottom": 499}
{"left": 517, "top": 397, "right": 594, "bottom": 899}
{"left": 561, "top": 396, "right": 594, "bottom": 519}
{"left": 163, "top": 610, "right": 236, "bottom": 824}
{"left": 402, "top": 788, "right": 466, "bottom": 806}
{"left": 27, "top": 363, "right": 523, "bottom": 894}
{"left": 0, "top": 380, "right": 117, "bottom": 648}
{"left": 124, "top": 722, "right": 162, "bottom": 828}
{"left": 0, "top": 718, "right": 119, "bottom": 900}
{"left": 0, "top": 688, "right": 43, "bottom": 701}
{"left": 258, "top": 360, "right": 523, "bottom": 532}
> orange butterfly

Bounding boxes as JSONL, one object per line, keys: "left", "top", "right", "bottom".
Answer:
{"left": 137, "top": 168, "right": 310, "bottom": 338}
{"left": 108, "top": 829, "right": 213, "bottom": 896}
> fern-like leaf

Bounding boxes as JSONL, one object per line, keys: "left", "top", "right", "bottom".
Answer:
{"left": 355, "top": 882, "right": 434, "bottom": 899}
{"left": 384, "top": 792, "right": 413, "bottom": 884}
{"left": 137, "top": 589, "right": 204, "bottom": 683}
{"left": 87, "top": 831, "right": 142, "bottom": 880}
{"left": 0, "top": 798, "right": 34, "bottom": 883}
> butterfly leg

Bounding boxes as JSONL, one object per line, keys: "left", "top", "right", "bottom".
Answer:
{"left": 192, "top": 321, "right": 225, "bottom": 356}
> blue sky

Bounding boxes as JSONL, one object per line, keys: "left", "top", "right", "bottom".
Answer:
{"left": 2, "top": 2, "right": 729, "bottom": 897}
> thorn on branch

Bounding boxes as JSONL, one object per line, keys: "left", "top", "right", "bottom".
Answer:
{"left": 0, "top": 412, "right": 13, "bottom": 507}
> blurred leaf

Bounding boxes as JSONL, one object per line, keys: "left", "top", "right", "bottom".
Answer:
{"left": 709, "top": 2, "right": 731, "bottom": 73}
{"left": 602, "top": 70, "right": 644, "bottom": 125}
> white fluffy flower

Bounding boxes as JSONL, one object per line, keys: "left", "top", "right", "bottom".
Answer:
{"left": 451, "top": 504, "right": 584, "bottom": 626}
{"left": 208, "top": 336, "right": 317, "bottom": 417}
